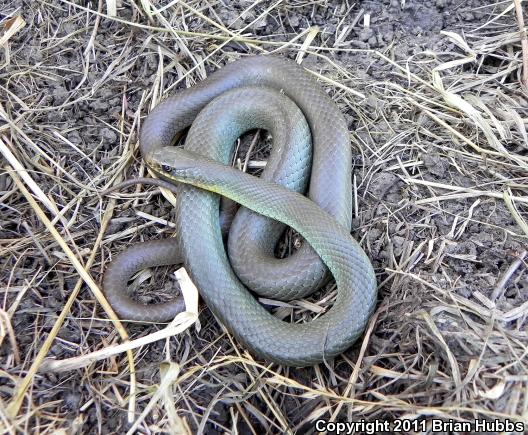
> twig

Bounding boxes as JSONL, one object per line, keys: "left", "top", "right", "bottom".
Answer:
{"left": 490, "top": 250, "right": 527, "bottom": 301}
{"left": 513, "top": 0, "right": 528, "bottom": 88}
{"left": 0, "top": 137, "right": 68, "bottom": 226}
{"left": 40, "top": 311, "right": 197, "bottom": 372}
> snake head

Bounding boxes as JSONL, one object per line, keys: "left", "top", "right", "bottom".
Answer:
{"left": 149, "top": 148, "right": 199, "bottom": 179}
{"left": 148, "top": 148, "right": 224, "bottom": 194}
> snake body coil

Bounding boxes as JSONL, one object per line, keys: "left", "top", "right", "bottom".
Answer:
{"left": 103, "top": 56, "right": 377, "bottom": 366}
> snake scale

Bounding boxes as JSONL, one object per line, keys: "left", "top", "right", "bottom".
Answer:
{"left": 103, "top": 56, "right": 377, "bottom": 366}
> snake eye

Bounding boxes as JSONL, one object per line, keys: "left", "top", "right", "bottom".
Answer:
{"left": 161, "top": 164, "right": 172, "bottom": 173}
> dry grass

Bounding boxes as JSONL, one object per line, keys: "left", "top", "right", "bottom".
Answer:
{"left": 0, "top": 0, "right": 527, "bottom": 433}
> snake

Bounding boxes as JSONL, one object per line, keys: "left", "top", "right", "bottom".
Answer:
{"left": 103, "top": 56, "right": 377, "bottom": 366}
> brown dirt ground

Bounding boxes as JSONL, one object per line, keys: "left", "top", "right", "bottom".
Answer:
{"left": 1, "top": 0, "right": 527, "bottom": 434}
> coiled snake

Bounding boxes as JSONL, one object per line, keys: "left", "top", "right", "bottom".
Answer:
{"left": 103, "top": 56, "right": 377, "bottom": 366}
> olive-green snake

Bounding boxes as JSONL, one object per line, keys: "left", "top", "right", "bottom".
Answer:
{"left": 103, "top": 56, "right": 377, "bottom": 366}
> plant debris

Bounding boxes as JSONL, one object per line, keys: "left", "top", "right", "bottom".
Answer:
{"left": 1, "top": 0, "right": 527, "bottom": 433}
